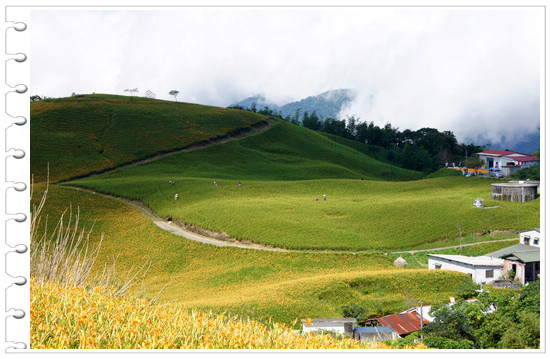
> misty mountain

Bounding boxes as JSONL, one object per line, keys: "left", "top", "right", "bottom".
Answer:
{"left": 486, "top": 132, "right": 541, "bottom": 156}
{"left": 230, "top": 95, "right": 279, "bottom": 112}
{"left": 231, "top": 89, "right": 355, "bottom": 121}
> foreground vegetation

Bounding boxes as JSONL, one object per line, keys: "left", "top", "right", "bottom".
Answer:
{"left": 30, "top": 280, "right": 428, "bottom": 349}
{"left": 421, "top": 280, "right": 540, "bottom": 349}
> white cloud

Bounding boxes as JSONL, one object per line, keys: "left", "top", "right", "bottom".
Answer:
{"left": 30, "top": 7, "right": 542, "bottom": 148}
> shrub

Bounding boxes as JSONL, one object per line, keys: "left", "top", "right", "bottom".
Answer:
{"left": 423, "top": 336, "right": 475, "bottom": 349}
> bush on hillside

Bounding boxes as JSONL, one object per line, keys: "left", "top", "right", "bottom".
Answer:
{"left": 510, "top": 165, "right": 540, "bottom": 180}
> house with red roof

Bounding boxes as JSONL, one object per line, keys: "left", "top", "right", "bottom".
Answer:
{"left": 477, "top": 150, "right": 539, "bottom": 176}
{"left": 375, "top": 311, "right": 430, "bottom": 337}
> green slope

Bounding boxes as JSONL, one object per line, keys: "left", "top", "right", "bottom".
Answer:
{"left": 75, "top": 120, "right": 422, "bottom": 182}
{"left": 31, "top": 94, "right": 269, "bottom": 183}
{"left": 69, "top": 120, "right": 539, "bottom": 251}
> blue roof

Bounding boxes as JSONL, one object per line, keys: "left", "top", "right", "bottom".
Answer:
{"left": 354, "top": 326, "right": 395, "bottom": 333}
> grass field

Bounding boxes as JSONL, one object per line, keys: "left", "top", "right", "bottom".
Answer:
{"left": 31, "top": 183, "right": 474, "bottom": 327}
{"left": 69, "top": 121, "right": 539, "bottom": 251}
{"left": 31, "top": 94, "right": 268, "bottom": 183}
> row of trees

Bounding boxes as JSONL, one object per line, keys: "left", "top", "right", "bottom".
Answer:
{"left": 230, "top": 103, "right": 485, "bottom": 173}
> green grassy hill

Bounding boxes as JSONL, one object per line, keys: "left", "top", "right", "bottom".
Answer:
{"left": 31, "top": 94, "right": 269, "bottom": 183}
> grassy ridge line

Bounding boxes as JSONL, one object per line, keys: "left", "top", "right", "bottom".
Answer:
{"left": 65, "top": 118, "right": 275, "bottom": 183}
{"left": 31, "top": 94, "right": 269, "bottom": 183}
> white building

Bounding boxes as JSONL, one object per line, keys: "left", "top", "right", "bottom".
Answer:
{"left": 427, "top": 254, "right": 504, "bottom": 284}
{"left": 301, "top": 318, "right": 357, "bottom": 335}
{"left": 477, "top": 150, "right": 539, "bottom": 171}
{"left": 520, "top": 228, "right": 540, "bottom": 247}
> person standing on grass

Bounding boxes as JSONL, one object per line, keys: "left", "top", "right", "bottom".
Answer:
{"left": 238, "top": 180, "right": 242, "bottom": 187}
{"left": 214, "top": 180, "right": 217, "bottom": 186}
{"left": 174, "top": 194, "right": 179, "bottom": 200}
{"left": 323, "top": 194, "right": 327, "bottom": 201}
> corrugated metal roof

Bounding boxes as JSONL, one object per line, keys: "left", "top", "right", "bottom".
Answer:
{"left": 486, "top": 244, "right": 539, "bottom": 262}
{"left": 501, "top": 250, "right": 540, "bottom": 263}
{"left": 376, "top": 312, "right": 429, "bottom": 335}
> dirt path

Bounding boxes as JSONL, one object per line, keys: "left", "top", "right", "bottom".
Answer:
{"left": 65, "top": 186, "right": 288, "bottom": 252}
{"left": 391, "top": 238, "right": 519, "bottom": 255}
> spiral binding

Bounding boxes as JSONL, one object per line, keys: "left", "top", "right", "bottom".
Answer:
{"left": 3, "top": 19, "right": 28, "bottom": 351}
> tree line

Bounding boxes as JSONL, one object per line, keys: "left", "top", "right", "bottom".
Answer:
{"left": 229, "top": 103, "right": 486, "bottom": 173}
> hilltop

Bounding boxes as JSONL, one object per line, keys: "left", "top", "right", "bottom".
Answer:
{"left": 30, "top": 94, "right": 269, "bottom": 183}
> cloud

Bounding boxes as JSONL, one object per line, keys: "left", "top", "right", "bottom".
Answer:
{"left": 30, "top": 7, "right": 542, "bottom": 148}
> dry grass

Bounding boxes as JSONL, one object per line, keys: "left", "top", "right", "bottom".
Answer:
{"left": 30, "top": 173, "right": 150, "bottom": 296}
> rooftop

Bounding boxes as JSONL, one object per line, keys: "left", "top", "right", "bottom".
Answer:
{"left": 376, "top": 312, "right": 429, "bottom": 336}
{"left": 486, "top": 244, "right": 540, "bottom": 263}
{"left": 478, "top": 150, "right": 517, "bottom": 156}
{"left": 301, "top": 318, "right": 357, "bottom": 325}
{"left": 427, "top": 254, "right": 504, "bottom": 267}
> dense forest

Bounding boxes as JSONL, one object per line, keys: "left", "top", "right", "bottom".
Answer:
{"left": 229, "top": 103, "right": 486, "bottom": 173}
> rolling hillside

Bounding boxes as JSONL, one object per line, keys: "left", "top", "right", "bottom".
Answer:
{"left": 70, "top": 121, "right": 538, "bottom": 251}
{"left": 30, "top": 94, "right": 540, "bottom": 331}
{"left": 30, "top": 94, "right": 269, "bottom": 183}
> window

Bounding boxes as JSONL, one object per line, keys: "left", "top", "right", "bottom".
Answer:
{"left": 523, "top": 235, "right": 530, "bottom": 245}
{"left": 486, "top": 269, "right": 494, "bottom": 278}
{"left": 435, "top": 264, "right": 442, "bottom": 270}
{"left": 534, "top": 237, "right": 539, "bottom": 245}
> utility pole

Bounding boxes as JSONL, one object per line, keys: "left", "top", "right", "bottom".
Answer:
{"left": 420, "top": 300, "right": 424, "bottom": 340}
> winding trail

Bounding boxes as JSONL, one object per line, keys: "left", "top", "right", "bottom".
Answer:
{"left": 65, "top": 186, "right": 518, "bottom": 255}
{"left": 65, "top": 186, "right": 288, "bottom": 252}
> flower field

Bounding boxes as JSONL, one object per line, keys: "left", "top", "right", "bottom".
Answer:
{"left": 30, "top": 279, "right": 426, "bottom": 349}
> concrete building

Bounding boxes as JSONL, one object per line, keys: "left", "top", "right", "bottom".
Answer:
{"left": 477, "top": 150, "right": 539, "bottom": 171}
{"left": 427, "top": 254, "right": 504, "bottom": 284}
{"left": 491, "top": 182, "right": 538, "bottom": 202}
{"left": 352, "top": 326, "right": 398, "bottom": 342}
{"left": 520, "top": 228, "right": 541, "bottom": 247}
{"left": 301, "top": 318, "right": 357, "bottom": 335}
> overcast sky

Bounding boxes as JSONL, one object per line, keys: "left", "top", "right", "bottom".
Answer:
{"left": 30, "top": 7, "right": 543, "bottom": 149}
